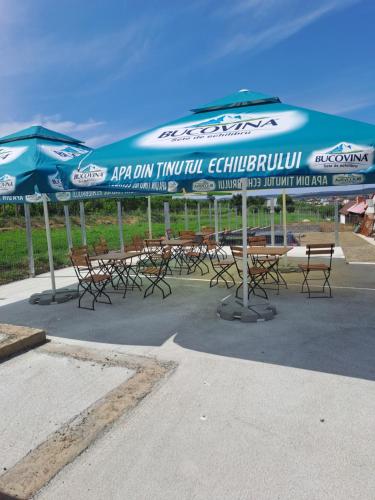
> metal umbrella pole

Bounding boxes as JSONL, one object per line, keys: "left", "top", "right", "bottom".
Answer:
{"left": 42, "top": 195, "right": 56, "bottom": 300}
{"left": 241, "top": 180, "right": 248, "bottom": 309}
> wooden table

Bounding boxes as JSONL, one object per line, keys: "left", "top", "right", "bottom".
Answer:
{"left": 247, "top": 246, "right": 292, "bottom": 257}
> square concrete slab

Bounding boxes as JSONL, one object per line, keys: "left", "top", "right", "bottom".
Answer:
{"left": 0, "top": 349, "right": 134, "bottom": 472}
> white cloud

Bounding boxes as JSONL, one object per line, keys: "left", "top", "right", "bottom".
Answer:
{"left": 212, "top": 0, "right": 361, "bottom": 60}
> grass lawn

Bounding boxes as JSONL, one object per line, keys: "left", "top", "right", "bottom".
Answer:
{"left": 0, "top": 206, "right": 333, "bottom": 285}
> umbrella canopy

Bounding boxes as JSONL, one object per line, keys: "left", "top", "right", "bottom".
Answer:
{"left": 0, "top": 125, "right": 91, "bottom": 196}
{"left": 59, "top": 89, "right": 375, "bottom": 194}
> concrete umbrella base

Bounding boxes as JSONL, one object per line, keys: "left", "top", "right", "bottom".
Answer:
{"left": 217, "top": 295, "right": 277, "bottom": 322}
{"left": 29, "top": 287, "right": 79, "bottom": 305}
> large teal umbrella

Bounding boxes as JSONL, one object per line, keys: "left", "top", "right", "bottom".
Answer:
{"left": 59, "top": 89, "right": 375, "bottom": 194}
{"left": 58, "top": 89, "right": 375, "bottom": 314}
{"left": 0, "top": 125, "right": 92, "bottom": 196}
{"left": 0, "top": 126, "right": 93, "bottom": 299}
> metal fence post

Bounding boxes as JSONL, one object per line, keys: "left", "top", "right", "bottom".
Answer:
{"left": 214, "top": 198, "right": 219, "bottom": 243}
{"left": 63, "top": 204, "right": 73, "bottom": 250}
{"left": 79, "top": 201, "right": 87, "bottom": 246}
{"left": 24, "top": 203, "right": 35, "bottom": 277}
{"left": 117, "top": 201, "right": 124, "bottom": 252}
{"left": 184, "top": 201, "right": 188, "bottom": 230}
{"left": 164, "top": 201, "right": 171, "bottom": 237}
{"left": 270, "top": 198, "right": 275, "bottom": 246}
{"left": 147, "top": 196, "right": 152, "bottom": 238}
{"left": 334, "top": 198, "right": 340, "bottom": 247}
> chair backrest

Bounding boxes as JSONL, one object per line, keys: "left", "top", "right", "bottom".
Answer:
{"left": 132, "top": 235, "right": 144, "bottom": 251}
{"left": 70, "top": 252, "right": 93, "bottom": 280}
{"left": 70, "top": 245, "right": 88, "bottom": 256}
{"left": 144, "top": 239, "right": 164, "bottom": 253}
{"left": 230, "top": 246, "right": 245, "bottom": 276}
{"left": 179, "top": 230, "right": 196, "bottom": 239}
{"left": 248, "top": 235, "right": 267, "bottom": 247}
{"left": 94, "top": 237, "right": 109, "bottom": 255}
{"left": 201, "top": 227, "right": 214, "bottom": 235}
{"left": 306, "top": 243, "right": 335, "bottom": 268}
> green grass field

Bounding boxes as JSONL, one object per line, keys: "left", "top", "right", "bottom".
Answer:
{"left": 0, "top": 205, "right": 334, "bottom": 285}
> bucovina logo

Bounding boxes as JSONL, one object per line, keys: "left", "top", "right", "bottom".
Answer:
{"left": 167, "top": 181, "right": 178, "bottom": 193}
{"left": 137, "top": 111, "right": 307, "bottom": 148}
{"left": 192, "top": 179, "right": 216, "bottom": 192}
{"left": 39, "top": 144, "right": 89, "bottom": 161}
{"left": 0, "top": 146, "right": 28, "bottom": 164}
{"left": 309, "top": 142, "right": 374, "bottom": 174}
{"left": 71, "top": 164, "right": 107, "bottom": 187}
{"left": 0, "top": 174, "right": 16, "bottom": 194}
{"left": 48, "top": 172, "right": 64, "bottom": 191}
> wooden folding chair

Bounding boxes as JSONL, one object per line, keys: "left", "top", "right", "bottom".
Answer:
{"left": 231, "top": 246, "right": 269, "bottom": 300}
{"left": 141, "top": 247, "right": 172, "bottom": 299}
{"left": 299, "top": 243, "right": 335, "bottom": 298}
{"left": 70, "top": 253, "right": 112, "bottom": 310}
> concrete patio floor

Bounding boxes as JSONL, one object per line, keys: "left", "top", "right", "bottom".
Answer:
{"left": 1, "top": 258, "right": 375, "bottom": 499}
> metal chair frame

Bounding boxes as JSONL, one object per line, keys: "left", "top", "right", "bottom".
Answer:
{"left": 141, "top": 247, "right": 172, "bottom": 299}
{"left": 70, "top": 253, "right": 112, "bottom": 310}
{"left": 208, "top": 249, "right": 235, "bottom": 289}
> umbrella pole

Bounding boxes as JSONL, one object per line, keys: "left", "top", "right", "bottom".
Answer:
{"left": 79, "top": 201, "right": 87, "bottom": 246}
{"left": 42, "top": 195, "right": 56, "bottom": 300}
{"left": 241, "top": 179, "right": 248, "bottom": 308}
{"left": 63, "top": 204, "right": 73, "bottom": 250}
{"left": 24, "top": 203, "right": 35, "bottom": 277}
{"left": 147, "top": 196, "right": 152, "bottom": 238}
{"left": 197, "top": 202, "right": 201, "bottom": 232}
{"left": 117, "top": 201, "right": 124, "bottom": 252}
{"left": 214, "top": 198, "right": 219, "bottom": 243}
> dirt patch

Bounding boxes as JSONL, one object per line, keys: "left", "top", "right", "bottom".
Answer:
{"left": 0, "top": 342, "right": 176, "bottom": 499}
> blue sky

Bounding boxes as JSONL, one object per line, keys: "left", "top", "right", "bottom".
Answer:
{"left": 0, "top": 0, "right": 374, "bottom": 146}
